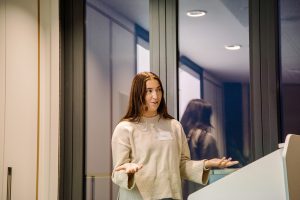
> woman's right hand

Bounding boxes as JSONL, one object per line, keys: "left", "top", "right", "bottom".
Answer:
{"left": 114, "top": 163, "right": 143, "bottom": 174}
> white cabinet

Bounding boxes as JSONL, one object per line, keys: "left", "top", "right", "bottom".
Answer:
{"left": 0, "top": 0, "right": 59, "bottom": 199}
{"left": 0, "top": 1, "right": 38, "bottom": 199}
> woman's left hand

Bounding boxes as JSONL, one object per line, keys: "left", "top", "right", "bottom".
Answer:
{"left": 204, "top": 157, "right": 239, "bottom": 169}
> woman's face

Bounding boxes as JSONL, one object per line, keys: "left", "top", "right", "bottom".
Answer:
{"left": 143, "top": 79, "right": 162, "bottom": 117}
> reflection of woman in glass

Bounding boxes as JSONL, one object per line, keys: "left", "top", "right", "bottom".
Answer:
{"left": 181, "top": 99, "right": 219, "bottom": 199}
{"left": 181, "top": 99, "right": 219, "bottom": 160}
{"left": 111, "top": 72, "right": 238, "bottom": 200}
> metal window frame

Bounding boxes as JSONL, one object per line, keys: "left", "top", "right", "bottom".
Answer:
{"left": 150, "top": 0, "right": 179, "bottom": 118}
{"left": 249, "top": 0, "right": 281, "bottom": 160}
{"left": 59, "top": 0, "right": 85, "bottom": 199}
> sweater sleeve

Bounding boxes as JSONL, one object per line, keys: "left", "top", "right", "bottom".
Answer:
{"left": 111, "top": 122, "right": 136, "bottom": 190}
{"left": 178, "top": 124, "right": 210, "bottom": 185}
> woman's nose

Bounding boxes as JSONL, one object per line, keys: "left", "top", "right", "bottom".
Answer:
{"left": 152, "top": 91, "right": 158, "bottom": 99}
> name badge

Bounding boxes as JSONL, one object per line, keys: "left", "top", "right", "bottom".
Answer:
{"left": 156, "top": 131, "right": 173, "bottom": 140}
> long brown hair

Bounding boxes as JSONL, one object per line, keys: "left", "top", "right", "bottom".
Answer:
{"left": 180, "top": 99, "right": 213, "bottom": 136}
{"left": 122, "top": 72, "right": 173, "bottom": 122}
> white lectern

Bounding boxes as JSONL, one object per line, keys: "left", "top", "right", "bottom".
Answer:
{"left": 188, "top": 134, "right": 300, "bottom": 200}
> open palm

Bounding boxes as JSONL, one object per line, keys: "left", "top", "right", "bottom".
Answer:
{"left": 205, "top": 157, "right": 239, "bottom": 169}
{"left": 114, "top": 163, "right": 143, "bottom": 174}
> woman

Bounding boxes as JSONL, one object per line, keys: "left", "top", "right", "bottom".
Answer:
{"left": 111, "top": 72, "right": 238, "bottom": 200}
{"left": 181, "top": 99, "right": 219, "bottom": 199}
{"left": 181, "top": 99, "right": 219, "bottom": 161}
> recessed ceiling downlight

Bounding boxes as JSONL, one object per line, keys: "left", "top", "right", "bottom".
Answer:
{"left": 186, "top": 10, "right": 207, "bottom": 17}
{"left": 225, "top": 45, "right": 241, "bottom": 50}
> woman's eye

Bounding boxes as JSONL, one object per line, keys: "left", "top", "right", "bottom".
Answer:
{"left": 146, "top": 88, "right": 161, "bottom": 94}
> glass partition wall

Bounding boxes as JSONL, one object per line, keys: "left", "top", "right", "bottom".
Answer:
{"left": 179, "top": 1, "right": 251, "bottom": 198}
{"left": 83, "top": 0, "right": 300, "bottom": 199}
{"left": 279, "top": 0, "right": 300, "bottom": 141}
{"left": 85, "top": 0, "right": 149, "bottom": 199}
{"left": 59, "top": 0, "right": 300, "bottom": 199}
{"left": 85, "top": 0, "right": 251, "bottom": 199}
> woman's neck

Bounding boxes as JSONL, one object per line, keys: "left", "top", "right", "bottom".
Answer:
{"left": 142, "top": 112, "right": 158, "bottom": 118}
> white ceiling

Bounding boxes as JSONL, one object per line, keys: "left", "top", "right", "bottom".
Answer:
{"left": 179, "top": 0, "right": 249, "bottom": 82}
{"left": 99, "top": 0, "right": 300, "bottom": 83}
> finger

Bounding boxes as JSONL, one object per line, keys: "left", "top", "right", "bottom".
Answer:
{"left": 224, "top": 160, "right": 231, "bottom": 167}
{"left": 221, "top": 157, "right": 234, "bottom": 166}
{"left": 229, "top": 161, "right": 239, "bottom": 166}
{"left": 135, "top": 164, "right": 144, "bottom": 171}
{"left": 126, "top": 165, "right": 136, "bottom": 174}
{"left": 134, "top": 165, "right": 139, "bottom": 172}
{"left": 126, "top": 164, "right": 142, "bottom": 174}
{"left": 221, "top": 158, "right": 232, "bottom": 168}
{"left": 138, "top": 164, "right": 143, "bottom": 169}
{"left": 224, "top": 158, "right": 234, "bottom": 164}
{"left": 223, "top": 160, "right": 239, "bottom": 167}
{"left": 219, "top": 161, "right": 226, "bottom": 168}
{"left": 115, "top": 165, "right": 125, "bottom": 171}
{"left": 219, "top": 157, "right": 226, "bottom": 165}
{"left": 125, "top": 168, "right": 132, "bottom": 174}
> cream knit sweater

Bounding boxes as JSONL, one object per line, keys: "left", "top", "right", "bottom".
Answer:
{"left": 111, "top": 115, "right": 209, "bottom": 200}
